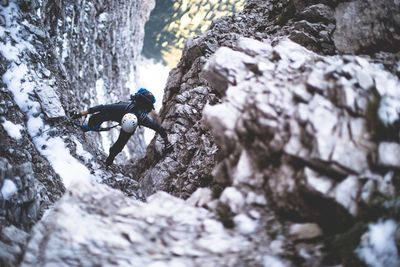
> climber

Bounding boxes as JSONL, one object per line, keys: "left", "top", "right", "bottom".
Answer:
{"left": 71, "top": 88, "right": 173, "bottom": 166}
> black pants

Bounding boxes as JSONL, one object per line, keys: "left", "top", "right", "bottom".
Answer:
{"left": 88, "top": 112, "right": 133, "bottom": 160}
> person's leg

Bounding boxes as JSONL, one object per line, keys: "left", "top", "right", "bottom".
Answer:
{"left": 106, "top": 130, "right": 132, "bottom": 165}
{"left": 81, "top": 112, "right": 108, "bottom": 132}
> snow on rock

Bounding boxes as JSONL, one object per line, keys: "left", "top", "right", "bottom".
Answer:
{"left": 357, "top": 220, "right": 400, "bottom": 267}
{"left": 1, "top": 118, "right": 23, "bottom": 140}
{"left": 1, "top": 179, "right": 18, "bottom": 200}
{"left": 34, "top": 84, "right": 66, "bottom": 119}
{"left": 378, "top": 142, "right": 400, "bottom": 169}
{"left": 202, "top": 37, "right": 400, "bottom": 221}
{"left": 233, "top": 213, "right": 258, "bottom": 235}
{"left": 0, "top": 2, "right": 92, "bottom": 188}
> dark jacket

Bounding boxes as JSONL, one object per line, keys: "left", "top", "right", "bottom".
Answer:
{"left": 87, "top": 100, "right": 168, "bottom": 161}
{"left": 88, "top": 101, "right": 167, "bottom": 138}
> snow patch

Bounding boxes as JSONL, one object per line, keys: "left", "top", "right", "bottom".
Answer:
{"left": 1, "top": 179, "right": 18, "bottom": 200}
{"left": 33, "top": 136, "right": 92, "bottom": 188}
{"left": 1, "top": 4, "right": 94, "bottom": 188}
{"left": 72, "top": 137, "right": 93, "bottom": 162}
{"left": 357, "top": 220, "right": 399, "bottom": 267}
{"left": 1, "top": 119, "right": 23, "bottom": 140}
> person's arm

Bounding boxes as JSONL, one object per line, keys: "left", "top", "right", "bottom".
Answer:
{"left": 71, "top": 104, "right": 109, "bottom": 119}
{"left": 139, "top": 113, "right": 168, "bottom": 139}
{"left": 139, "top": 114, "right": 172, "bottom": 152}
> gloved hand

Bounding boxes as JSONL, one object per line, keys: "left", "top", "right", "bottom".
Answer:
{"left": 106, "top": 155, "right": 115, "bottom": 166}
{"left": 163, "top": 141, "right": 174, "bottom": 154}
{"left": 70, "top": 110, "right": 89, "bottom": 119}
{"left": 70, "top": 111, "right": 82, "bottom": 119}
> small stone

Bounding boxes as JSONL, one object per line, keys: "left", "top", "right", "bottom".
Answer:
{"left": 289, "top": 223, "right": 323, "bottom": 240}
{"left": 378, "top": 142, "right": 400, "bottom": 169}
{"left": 41, "top": 68, "right": 51, "bottom": 78}
{"left": 186, "top": 188, "right": 212, "bottom": 207}
{"left": 356, "top": 70, "right": 374, "bottom": 90}
{"left": 219, "top": 187, "right": 245, "bottom": 214}
{"left": 360, "top": 180, "right": 376, "bottom": 204}
{"left": 331, "top": 175, "right": 360, "bottom": 216}
{"left": 234, "top": 214, "right": 258, "bottom": 235}
{"left": 299, "top": 4, "right": 335, "bottom": 23}
{"left": 270, "top": 239, "right": 285, "bottom": 255}
{"left": 304, "top": 168, "right": 333, "bottom": 195}
{"left": 306, "top": 69, "right": 329, "bottom": 91}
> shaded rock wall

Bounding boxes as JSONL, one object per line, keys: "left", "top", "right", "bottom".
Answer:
{"left": 0, "top": 0, "right": 150, "bottom": 231}
{"left": 334, "top": 0, "right": 400, "bottom": 53}
{"left": 127, "top": 0, "right": 400, "bottom": 266}
{"left": 134, "top": 0, "right": 400, "bottom": 198}
{"left": 39, "top": 0, "right": 155, "bottom": 162}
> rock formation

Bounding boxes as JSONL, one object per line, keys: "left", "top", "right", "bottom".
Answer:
{"left": 0, "top": 0, "right": 147, "bottom": 232}
{"left": 39, "top": 0, "right": 155, "bottom": 162}
{"left": 1, "top": 0, "right": 400, "bottom": 267}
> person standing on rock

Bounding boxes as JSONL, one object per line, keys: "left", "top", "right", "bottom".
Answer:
{"left": 72, "top": 88, "right": 173, "bottom": 166}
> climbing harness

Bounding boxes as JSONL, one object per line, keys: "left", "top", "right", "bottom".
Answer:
{"left": 32, "top": 113, "right": 120, "bottom": 139}
{"left": 78, "top": 115, "right": 120, "bottom": 132}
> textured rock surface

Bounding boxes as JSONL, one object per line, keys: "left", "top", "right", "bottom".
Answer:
{"left": 133, "top": 0, "right": 399, "bottom": 199}
{"left": 334, "top": 0, "right": 400, "bottom": 53}
{"left": 131, "top": 1, "right": 400, "bottom": 265}
{"left": 39, "top": 0, "right": 155, "bottom": 162}
{"left": 203, "top": 37, "right": 399, "bottom": 219}
{"left": 0, "top": 0, "right": 146, "bottom": 231}
{"left": 1, "top": 0, "right": 400, "bottom": 267}
{"left": 20, "top": 181, "right": 281, "bottom": 267}
{"left": 0, "top": 225, "right": 29, "bottom": 267}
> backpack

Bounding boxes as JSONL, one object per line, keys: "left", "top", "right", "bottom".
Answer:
{"left": 130, "top": 88, "right": 155, "bottom": 111}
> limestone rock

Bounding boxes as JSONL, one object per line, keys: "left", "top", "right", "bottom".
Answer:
{"left": 35, "top": 85, "right": 66, "bottom": 119}
{"left": 289, "top": 223, "right": 323, "bottom": 241}
{"left": 20, "top": 181, "right": 266, "bottom": 267}
{"left": 201, "top": 47, "right": 258, "bottom": 96}
{"left": 0, "top": 225, "right": 29, "bottom": 267}
{"left": 334, "top": 0, "right": 400, "bottom": 53}
{"left": 299, "top": 4, "right": 335, "bottom": 23}
{"left": 378, "top": 142, "right": 400, "bottom": 169}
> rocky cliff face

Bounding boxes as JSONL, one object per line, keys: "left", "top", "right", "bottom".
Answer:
{"left": 0, "top": 1, "right": 151, "bottom": 265}
{"left": 1, "top": 0, "right": 400, "bottom": 267}
{"left": 39, "top": 0, "right": 155, "bottom": 162}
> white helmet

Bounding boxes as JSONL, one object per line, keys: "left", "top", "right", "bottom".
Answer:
{"left": 121, "top": 113, "right": 138, "bottom": 133}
